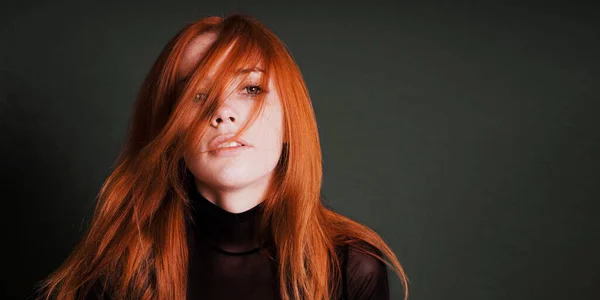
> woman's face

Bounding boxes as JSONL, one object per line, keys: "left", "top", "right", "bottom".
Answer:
{"left": 179, "top": 33, "right": 284, "bottom": 195}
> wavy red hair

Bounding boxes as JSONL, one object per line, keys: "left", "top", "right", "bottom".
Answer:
{"left": 34, "top": 14, "right": 409, "bottom": 300}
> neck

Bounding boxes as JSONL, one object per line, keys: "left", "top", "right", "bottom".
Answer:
{"left": 187, "top": 178, "right": 270, "bottom": 254}
{"left": 193, "top": 176, "right": 270, "bottom": 214}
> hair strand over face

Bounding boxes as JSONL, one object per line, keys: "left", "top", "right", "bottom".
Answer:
{"left": 33, "top": 13, "right": 408, "bottom": 300}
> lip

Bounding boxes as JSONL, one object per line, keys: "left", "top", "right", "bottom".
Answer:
{"left": 208, "top": 133, "right": 251, "bottom": 152}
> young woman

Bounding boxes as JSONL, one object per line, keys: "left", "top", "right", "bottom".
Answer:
{"left": 35, "top": 13, "right": 409, "bottom": 300}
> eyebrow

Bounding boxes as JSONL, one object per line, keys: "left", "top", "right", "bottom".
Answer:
{"left": 177, "top": 67, "right": 264, "bottom": 85}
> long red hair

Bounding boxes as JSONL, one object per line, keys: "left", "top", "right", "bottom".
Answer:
{"left": 34, "top": 14, "right": 409, "bottom": 300}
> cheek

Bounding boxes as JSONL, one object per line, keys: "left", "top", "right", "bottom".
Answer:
{"left": 259, "top": 105, "right": 283, "bottom": 148}
{"left": 246, "top": 107, "right": 283, "bottom": 168}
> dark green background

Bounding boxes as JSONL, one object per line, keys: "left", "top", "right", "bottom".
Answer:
{"left": 2, "top": 1, "right": 598, "bottom": 299}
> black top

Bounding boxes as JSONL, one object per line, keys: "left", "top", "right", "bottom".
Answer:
{"left": 185, "top": 182, "right": 390, "bottom": 300}
{"left": 83, "top": 182, "right": 391, "bottom": 299}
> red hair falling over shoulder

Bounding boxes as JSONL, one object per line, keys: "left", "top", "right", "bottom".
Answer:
{"left": 34, "top": 14, "right": 409, "bottom": 300}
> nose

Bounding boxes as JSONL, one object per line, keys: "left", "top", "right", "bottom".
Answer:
{"left": 210, "top": 105, "right": 237, "bottom": 128}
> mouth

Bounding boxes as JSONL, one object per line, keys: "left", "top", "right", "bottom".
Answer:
{"left": 208, "top": 134, "right": 251, "bottom": 152}
{"left": 208, "top": 141, "right": 250, "bottom": 157}
{"left": 212, "top": 141, "right": 246, "bottom": 150}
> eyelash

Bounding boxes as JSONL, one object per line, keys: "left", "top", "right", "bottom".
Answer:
{"left": 192, "top": 84, "right": 263, "bottom": 102}
{"left": 243, "top": 85, "right": 262, "bottom": 97}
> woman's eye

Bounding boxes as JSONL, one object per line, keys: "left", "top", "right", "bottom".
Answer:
{"left": 194, "top": 92, "right": 207, "bottom": 102}
{"left": 244, "top": 85, "right": 262, "bottom": 96}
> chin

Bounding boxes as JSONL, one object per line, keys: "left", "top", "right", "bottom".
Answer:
{"left": 210, "top": 172, "right": 255, "bottom": 188}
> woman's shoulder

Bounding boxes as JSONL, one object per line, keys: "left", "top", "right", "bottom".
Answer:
{"left": 339, "top": 241, "right": 388, "bottom": 279}
{"left": 335, "top": 239, "right": 390, "bottom": 299}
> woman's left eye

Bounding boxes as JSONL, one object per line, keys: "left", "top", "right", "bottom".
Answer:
{"left": 244, "top": 85, "right": 262, "bottom": 96}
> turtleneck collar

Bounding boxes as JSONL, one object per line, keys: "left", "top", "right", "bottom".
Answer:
{"left": 187, "top": 180, "right": 267, "bottom": 255}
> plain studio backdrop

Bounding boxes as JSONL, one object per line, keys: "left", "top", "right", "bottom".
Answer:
{"left": 1, "top": 1, "right": 599, "bottom": 299}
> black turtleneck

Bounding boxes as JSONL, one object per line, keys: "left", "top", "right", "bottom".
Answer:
{"left": 185, "top": 181, "right": 281, "bottom": 299}
{"left": 185, "top": 181, "right": 391, "bottom": 300}
{"left": 82, "top": 182, "right": 392, "bottom": 299}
